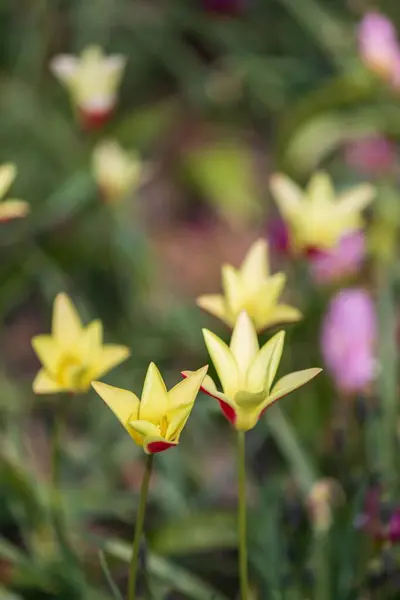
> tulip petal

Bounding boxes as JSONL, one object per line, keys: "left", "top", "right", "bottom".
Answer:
{"left": 33, "top": 369, "right": 62, "bottom": 394}
{"left": 259, "top": 304, "right": 302, "bottom": 330}
{"left": 31, "top": 335, "right": 61, "bottom": 374}
{"left": 144, "top": 437, "right": 178, "bottom": 454}
{"left": 306, "top": 171, "right": 335, "bottom": 206}
{"left": 203, "top": 329, "right": 239, "bottom": 396}
{"left": 139, "top": 363, "right": 169, "bottom": 423}
{"left": 168, "top": 365, "right": 208, "bottom": 410}
{"left": 269, "top": 173, "right": 302, "bottom": 219}
{"left": 0, "top": 163, "right": 16, "bottom": 199}
{"left": 337, "top": 184, "right": 375, "bottom": 215}
{"left": 0, "top": 200, "right": 29, "bottom": 221}
{"left": 229, "top": 312, "right": 259, "bottom": 383}
{"left": 222, "top": 265, "right": 242, "bottom": 318}
{"left": 92, "top": 381, "right": 140, "bottom": 432}
{"left": 247, "top": 330, "right": 285, "bottom": 393}
{"left": 81, "top": 320, "right": 102, "bottom": 357}
{"left": 52, "top": 293, "right": 83, "bottom": 347}
{"left": 267, "top": 368, "right": 322, "bottom": 404}
{"left": 95, "top": 344, "right": 130, "bottom": 378}
{"left": 128, "top": 420, "right": 160, "bottom": 438}
{"left": 50, "top": 55, "right": 78, "bottom": 83}
{"left": 196, "top": 294, "right": 229, "bottom": 324}
{"left": 240, "top": 239, "right": 269, "bottom": 285}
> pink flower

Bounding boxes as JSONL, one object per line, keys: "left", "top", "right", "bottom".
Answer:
{"left": 344, "top": 136, "right": 396, "bottom": 176}
{"left": 357, "top": 12, "right": 400, "bottom": 77}
{"left": 267, "top": 216, "right": 291, "bottom": 255}
{"left": 321, "top": 289, "right": 377, "bottom": 393}
{"left": 309, "top": 232, "right": 366, "bottom": 285}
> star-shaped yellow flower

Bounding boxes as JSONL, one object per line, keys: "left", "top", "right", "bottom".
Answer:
{"left": 92, "top": 364, "right": 208, "bottom": 454}
{"left": 0, "top": 163, "right": 29, "bottom": 222}
{"left": 269, "top": 171, "right": 375, "bottom": 253}
{"left": 50, "top": 45, "right": 126, "bottom": 127}
{"left": 184, "top": 311, "right": 321, "bottom": 431}
{"left": 32, "top": 293, "right": 130, "bottom": 394}
{"left": 197, "top": 239, "right": 301, "bottom": 332}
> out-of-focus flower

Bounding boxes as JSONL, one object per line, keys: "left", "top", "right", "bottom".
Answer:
{"left": 197, "top": 239, "right": 302, "bottom": 331}
{"left": 357, "top": 12, "right": 400, "bottom": 78}
{"left": 50, "top": 46, "right": 126, "bottom": 128}
{"left": 92, "top": 140, "right": 142, "bottom": 203}
{"left": 0, "top": 163, "right": 29, "bottom": 222}
{"left": 321, "top": 289, "right": 377, "bottom": 393}
{"left": 344, "top": 136, "right": 396, "bottom": 176}
{"left": 32, "top": 293, "right": 130, "bottom": 394}
{"left": 308, "top": 478, "right": 345, "bottom": 533}
{"left": 267, "top": 216, "right": 291, "bottom": 256}
{"left": 92, "top": 364, "right": 208, "bottom": 454}
{"left": 269, "top": 171, "right": 375, "bottom": 253}
{"left": 309, "top": 231, "right": 366, "bottom": 285}
{"left": 184, "top": 311, "right": 321, "bottom": 431}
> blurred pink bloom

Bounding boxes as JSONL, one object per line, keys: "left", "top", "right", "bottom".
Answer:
{"left": 344, "top": 136, "right": 396, "bottom": 176}
{"left": 267, "top": 216, "right": 291, "bottom": 255}
{"left": 357, "top": 12, "right": 400, "bottom": 77}
{"left": 321, "top": 289, "right": 377, "bottom": 393}
{"left": 309, "top": 232, "right": 366, "bottom": 285}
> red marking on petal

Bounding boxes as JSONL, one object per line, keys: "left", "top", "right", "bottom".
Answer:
{"left": 147, "top": 441, "right": 176, "bottom": 454}
{"left": 79, "top": 108, "right": 113, "bottom": 130}
{"left": 218, "top": 399, "right": 236, "bottom": 425}
{"left": 305, "top": 246, "right": 327, "bottom": 259}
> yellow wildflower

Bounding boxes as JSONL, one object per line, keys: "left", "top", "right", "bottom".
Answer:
{"left": 92, "top": 364, "right": 208, "bottom": 454}
{"left": 184, "top": 311, "right": 321, "bottom": 431}
{"left": 32, "top": 293, "right": 130, "bottom": 394}
{"left": 197, "top": 239, "right": 301, "bottom": 332}
{"left": 92, "top": 140, "right": 142, "bottom": 203}
{"left": 0, "top": 163, "right": 29, "bottom": 222}
{"left": 50, "top": 45, "right": 126, "bottom": 127}
{"left": 269, "top": 171, "right": 375, "bottom": 252}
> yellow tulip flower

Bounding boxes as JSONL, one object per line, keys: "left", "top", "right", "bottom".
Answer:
{"left": 0, "top": 163, "right": 29, "bottom": 222}
{"left": 184, "top": 311, "right": 321, "bottom": 431}
{"left": 50, "top": 46, "right": 126, "bottom": 127}
{"left": 92, "top": 140, "right": 142, "bottom": 203}
{"left": 32, "top": 293, "right": 130, "bottom": 394}
{"left": 92, "top": 364, "right": 208, "bottom": 454}
{"left": 197, "top": 239, "right": 302, "bottom": 332}
{"left": 269, "top": 171, "right": 375, "bottom": 252}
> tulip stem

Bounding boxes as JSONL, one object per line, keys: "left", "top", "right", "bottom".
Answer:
{"left": 128, "top": 453, "right": 154, "bottom": 600}
{"left": 51, "top": 409, "right": 65, "bottom": 547}
{"left": 237, "top": 431, "right": 249, "bottom": 600}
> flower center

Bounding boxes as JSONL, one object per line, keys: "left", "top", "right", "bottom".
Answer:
{"left": 157, "top": 416, "right": 169, "bottom": 438}
{"left": 56, "top": 354, "right": 90, "bottom": 390}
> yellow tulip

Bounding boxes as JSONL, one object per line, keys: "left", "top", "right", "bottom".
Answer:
{"left": 92, "top": 140, "right": 142, "bottom": 203}
{"left": 50, "top": 46, "right": 126, "bottom": 127}
{"left": 197, "top": 239, "right": 302, "bottom": 332}
{"left": 92, "top": 364, "right": 208, "bottom": 454}
{"left": 32, "top": 293, "right": 130, "bottom": 394}
{"left": 269, "top": 171, "right": 375, "bottom": 252}
{"left": 184, "top": 311, "right": 321, "bottom": 431}
{"left": 0, "top": 163, "right": 29, "bottom": 222}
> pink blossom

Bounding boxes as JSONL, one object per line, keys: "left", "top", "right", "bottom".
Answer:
{"left": 344, "top": 136, "right": 396, "bottom": 176}
{"left": 321, "top": 289, "right": 377, "bottom": 393}
{"left": 267, "top": 216, "right": 291, "bottom": 255}
{"left": 309, "top": 232, "right": 366, "bottom": 285}
{"left": 357, "top": 12, "right": 400, "bottom": 77}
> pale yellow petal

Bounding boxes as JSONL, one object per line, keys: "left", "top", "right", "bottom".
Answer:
{"left": 229, "top": 311, "right": 259, "bottom": 384}
{"left": 92, "top": 381, "right": 140, "bottom": 430}
{"left": 128, "top": 420, "right": 160, "bottom": 438}
{"left": 0, "top": 163, "right": 17, "bottom": 199}
{"left": 196, "top": 294, "right": 229, "bottom": 325}
{"left": 337, "top": 184, "right": 375, "bottom": 215}
{"left": 165, "top": 403, "right": 193, "bottom": 441}
{"left": 33, "top": 369, "right": 63, "bottom": 394}
{"left": 267, "top": 368, "right": 322, "bottom": 404}
{"left": 221, "top": 265, "right": 242, "bottom": 318}
{"left": 0, "top": 200, "right": 29, "bottom": 221}
{"left": 81, "top": 320, "right": 102, "bottom": 357}
{"left": 256, "top": 304, "right": 302, "bottom": 331}
{"left": 52, "top": 293, "right": 83, "bottom": 347}
{"left": 269, "top": 173, "right": 302, "bottom": 219}
{"left": 203, "top": 329, "right": 239, "bottom": 396}
{"left": 168, "top": 365, "right": 208, "bottom": 410}
{"left": 31, "top": 335, "right": 61, "bottom": 373}
{"left": 50, "top": 55, "right": 79, "bottom": 84}
{"left": 246, "top": 330, "right": 285, "bottom": 393}
{"left": 240, "top": 239, "right": 269, "bottom": 284}
{"left": 139, "top": 363, "right": 169, "bottom": 423}
{"left": 94, "top": 344, "right": 130, "bottom": 378}
{"left": 306, "top": 171, "right": 335, "bottom": 206}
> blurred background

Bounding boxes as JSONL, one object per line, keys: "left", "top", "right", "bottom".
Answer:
{"left": 1, "top": 0, "right": 400, "bottom": 598}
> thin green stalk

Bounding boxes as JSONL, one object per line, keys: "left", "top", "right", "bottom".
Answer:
{"left": 313, "top": 531, "right": 330, "bottom": 600}
{"left": 99, "top": 550, "right": 123, "bottom": 600}
{"left": 128, "top": 453, "right": 154, "bottom": 600}
{"left": 50, "top": 409, "right": 64, "bottom": 542}
{"left": 237, "top": 431, "right": 249, "bottom": 600}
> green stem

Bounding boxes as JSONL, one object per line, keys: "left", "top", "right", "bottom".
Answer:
{"left": 313, "top": 532, "right": 330, "bottom": 600}
{"left": 51, "top": 409, "right": 64, "bottom": 541}
{"left": 237, "top": 431, "right": 249, "bottom": 600}
{"left": 128, "top": 454, "right": 154, "bottom": 600}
